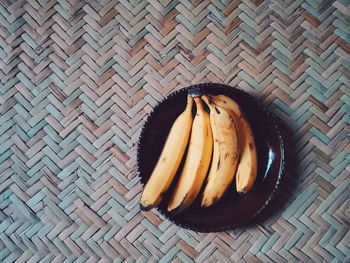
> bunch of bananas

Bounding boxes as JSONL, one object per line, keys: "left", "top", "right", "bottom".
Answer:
{"left": 140, "top": 93, "right": 258, "bottom": 214}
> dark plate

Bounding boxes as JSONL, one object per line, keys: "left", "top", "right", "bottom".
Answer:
{"left": 136, "top": 83, "right": 285, "bottom": 232}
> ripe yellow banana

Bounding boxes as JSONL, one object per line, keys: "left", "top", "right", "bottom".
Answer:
{"left": 201, "top": 95, "right": 239, "bottom": 207}
{"left": 208, "top": 94, "right": 257, "bottom": 193}
{"left": 140, "top": 96, "right": 194, "bottom": 211}
{"left": 167, "top": 97, "right": 213, "bottom": 213}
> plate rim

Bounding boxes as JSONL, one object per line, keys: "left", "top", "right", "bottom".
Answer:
{"left": 136, "top": 83, "right": 286, "bottom": 232}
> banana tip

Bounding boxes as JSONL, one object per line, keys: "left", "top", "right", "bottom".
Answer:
{"left": 201, "top": 200, "right": 209, "bottom": 208}
{"left": 168, "top": 206, "right": 182, "bottom": 215}
{"left": 200, "top": 95, "right": 212, "bottom": 104}
{"left": 139, "top": 203, "right": 153, "bottom": 211}
{"left": 188, "top": 89, "right": 204, "bottom": 97}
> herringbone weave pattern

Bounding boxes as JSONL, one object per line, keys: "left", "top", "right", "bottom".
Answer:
{"left": 0, "top": 0, "right": 349, "bottom": 262}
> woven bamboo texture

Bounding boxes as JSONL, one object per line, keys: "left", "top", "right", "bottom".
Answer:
{"left": 0, "top": 0, "right": 349, "bottom": 262}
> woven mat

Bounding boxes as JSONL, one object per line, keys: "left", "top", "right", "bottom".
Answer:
{"left": 1, "top": 0, "right": 349, "bottom": 262}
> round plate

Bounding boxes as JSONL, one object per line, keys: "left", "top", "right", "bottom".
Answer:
{"left": 137, "top": 83, "right": 285, "bottom": 232}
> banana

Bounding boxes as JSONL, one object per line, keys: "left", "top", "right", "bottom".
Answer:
{"left": 140, "top": 95, "right": 194, "bottom": 211}
{"left": 167, "top": 97, "right": 213, "bottom": 213}
{"left": 201, "top": 95, "right": 239, "bottom": 207}
{"left": 207, "top": 94, "right": 257, "bottom": 193}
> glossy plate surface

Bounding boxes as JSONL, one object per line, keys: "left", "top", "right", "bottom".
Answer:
{"left": 137, "top": 83, "right": 285, "bottom": 232}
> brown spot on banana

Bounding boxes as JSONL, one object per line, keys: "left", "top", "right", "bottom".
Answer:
{"left": 249, "top": 143, "right": 254, "bottom": 150}
{"left": 217, "top": 158, "right": 221, "bottom": 170}
{"left": 224, "top": 152, "right": 229, "bottom": 160}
